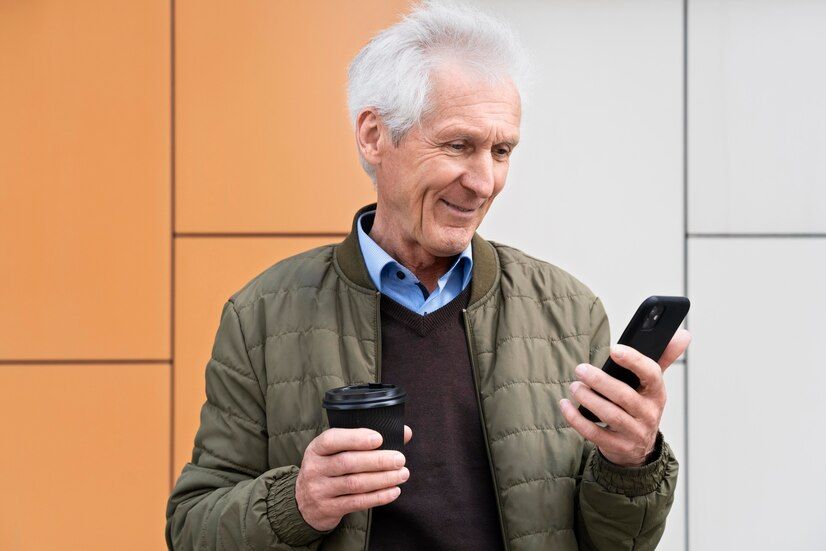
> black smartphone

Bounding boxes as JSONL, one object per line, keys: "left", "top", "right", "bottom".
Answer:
{"left": 578, "top": 295, "right": 690, "bottom": 423}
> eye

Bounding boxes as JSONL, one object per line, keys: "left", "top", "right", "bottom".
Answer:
{"left": 449, "top": 143, "right": 466, "bottom": 151}
{"left": 495, "top": 147, "right": 511, "bottom": 157}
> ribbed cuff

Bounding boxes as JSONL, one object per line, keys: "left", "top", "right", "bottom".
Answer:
{"left": 266, "top": 466, "right": 335, "bottom": 546}
{"left": 590, "top": 431, "right": 671, "bottom": 497}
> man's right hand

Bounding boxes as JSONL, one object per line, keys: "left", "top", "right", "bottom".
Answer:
{"left": 295, "top": 425, "right": 413, "bottom": 532}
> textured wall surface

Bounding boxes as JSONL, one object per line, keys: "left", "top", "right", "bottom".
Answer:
{"left": 2, "top": 1, "right": 823, "bottom": 549}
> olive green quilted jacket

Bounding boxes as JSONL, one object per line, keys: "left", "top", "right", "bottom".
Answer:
{"left": 166, "top": 203, "right": 678, "bottom": 551}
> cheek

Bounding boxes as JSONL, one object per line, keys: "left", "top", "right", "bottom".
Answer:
{"left": 491, "top": 169, "right": 509, "bottom": 196}
{"left": 419, "top": 167, "right": 458, "bottom": 204}
{"left": 424, "top": 153, "right": 464, "bottom": 180}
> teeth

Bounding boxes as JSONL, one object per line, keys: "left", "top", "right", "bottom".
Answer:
{"left": 445, "top": 200, "right": 472, "bottom": 212}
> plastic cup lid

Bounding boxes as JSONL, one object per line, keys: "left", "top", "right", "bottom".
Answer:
{"left": 322, "top": 383, "right": 407, "bottom": 410}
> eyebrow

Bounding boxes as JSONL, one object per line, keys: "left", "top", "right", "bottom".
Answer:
{"left": 441, "top": 128, "right": 520, "bottom": 147}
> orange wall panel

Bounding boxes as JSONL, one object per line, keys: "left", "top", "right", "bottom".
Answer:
{"left": 0, "top": 363, "right": 169, "bottom": 551}
{"left": 173, "top": 236, "right": 335, "bottom": 475}
{"left": 174, "top": 0, "right": 412, "bottom": 233}
{"left": 0, "top": 1, "right": 170, "bottom": 360}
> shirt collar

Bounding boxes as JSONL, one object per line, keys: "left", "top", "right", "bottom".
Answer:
{"left": 356, "top": 209, "right": 473, "bottom": 293}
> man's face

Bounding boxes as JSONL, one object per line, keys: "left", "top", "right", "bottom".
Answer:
{"left": 374, "top": 63, "right": 521, "bottom": 257}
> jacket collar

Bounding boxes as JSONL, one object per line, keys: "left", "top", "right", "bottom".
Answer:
{"left": 334, "top": 202, "right": 498, "bottom": 306}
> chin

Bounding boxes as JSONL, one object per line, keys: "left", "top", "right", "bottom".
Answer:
{"left": 429, "top": 230, "right": 473, "bottom": 256}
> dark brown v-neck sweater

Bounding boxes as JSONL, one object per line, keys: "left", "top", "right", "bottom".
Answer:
{"left": 368, "top": 286, "right": 504, "bottom": 550}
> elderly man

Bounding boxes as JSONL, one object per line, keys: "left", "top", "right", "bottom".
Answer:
{"left": 166, "top": 2, "right": 689, "bottom": 550}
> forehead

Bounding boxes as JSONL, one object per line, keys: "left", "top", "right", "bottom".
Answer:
{"left": 425, "top": 64, "right": 521, "bottom": 143}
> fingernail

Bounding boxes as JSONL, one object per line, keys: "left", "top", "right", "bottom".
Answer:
{"left": 370, "top": 433, "right": 382, "bottom": 446}
{"left": 575, "top": 364, "right": 587, "bottom": 377}
{"left": 400, "top": 467, "right": 410, "bottom": 480}
{"left": 559, "top": 398, "right": 570, "bottom": 410}
{"left": 394, "top": 453, "right": 406, "bottom": 468}
{"left": 611, "top": 345, "right": 625, "bottom": 359}
{"left": 569, "top": 381, "right": 580, "bottom": 394}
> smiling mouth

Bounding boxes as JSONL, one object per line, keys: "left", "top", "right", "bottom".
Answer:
{"left": 441, "top": 199, "right": 476, "bottom": 213}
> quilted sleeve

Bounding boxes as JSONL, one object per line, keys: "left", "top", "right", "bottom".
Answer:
{"left": 165, "top": 300, "right": 333, "bottom": 550}
{"left": 573, "top": 296, "right": 680, "bottom": 551}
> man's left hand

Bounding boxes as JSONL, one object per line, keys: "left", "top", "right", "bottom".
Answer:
{"left": 559, "top": 329, "right": 692, "bottom": 467}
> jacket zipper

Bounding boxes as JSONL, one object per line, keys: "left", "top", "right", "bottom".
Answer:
{"left": 363, "top": 290, "right": 382, "bottom": 551}
{"left": 463, "top": 309, "right": 509, "bottom": 551}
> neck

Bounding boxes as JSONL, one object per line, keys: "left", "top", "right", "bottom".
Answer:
{"left": 369, "top": 206, "right": 456, "bottom": 293}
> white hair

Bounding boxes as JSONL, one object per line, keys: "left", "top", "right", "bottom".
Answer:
{"left": 346, "top": 0, "right": 535, "bottom": 185}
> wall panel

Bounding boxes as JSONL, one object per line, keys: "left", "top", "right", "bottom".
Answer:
{"left": 173, "top": 236, "right": 336, "bottom": 475}
{"left": 688, "top": 0, "right": 826, "bottom": 234}
{"left": 174, "top": 0, "right": 414, "bottom": 233}
{"left": 688, "top": 238, "right": 826, "bottom": 549}
{"left": 0, "top": 363, "right": 169, "bottom": 551}
{"left": 476, "top": 0, "right": 684, "bottom": 334}
{"left": 659, "top": 361, "right": 686, "bottom": 550}
{"left": 0, "top": 0, "right": 170, "bottom": 360}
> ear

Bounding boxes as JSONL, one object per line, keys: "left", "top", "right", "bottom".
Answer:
{"left": 356, "top": 108, "right": 385, "bottom": 168}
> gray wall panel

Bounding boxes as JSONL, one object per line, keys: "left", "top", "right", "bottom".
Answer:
{"left": 688, "top": 0, "right": 826, "bottom": 233}
{"left": 476, "top": 0, "right": 684, "bottom": 343}
{"left": 688, "top": 238, "right": 826, "bottom": 549}
{"left": 660, "top": 360, "right": 687, "bottom": 551}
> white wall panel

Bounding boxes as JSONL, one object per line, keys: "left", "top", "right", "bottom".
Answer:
{"left": 659, "top": 361, "right": 687, "bottom": 551}
{"left": 476, "top": 0, "right": 684, "bottom": 332}
{"left": 688, "top": 238, "right": 826, "bottom": 550}
{"left": 474, "top": 2, "right": 685, "bottom": 549}
{"left": 688, "top": 1, "right": 826, "bottom": 233}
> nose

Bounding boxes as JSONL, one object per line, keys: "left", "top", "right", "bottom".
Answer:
{"left": 460, "top": 151, "right": 496, "bottom": 199}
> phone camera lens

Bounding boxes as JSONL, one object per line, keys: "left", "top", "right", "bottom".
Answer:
{"left": 643, "top": 305, "right": 664, "bottom": 330}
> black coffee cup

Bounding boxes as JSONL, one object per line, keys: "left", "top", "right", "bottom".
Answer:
{"left": 322, "top": 383, "right": 407, "bottom": 452}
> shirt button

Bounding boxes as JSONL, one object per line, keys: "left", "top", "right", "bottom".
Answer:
{"left": 396, "top": 271, "right": 405, "bottom": 280}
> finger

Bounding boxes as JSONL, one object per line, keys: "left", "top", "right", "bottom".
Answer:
{"left": 312, "top": 428, "right": 383, "bottom": 456}
{"left": 322, "top": 449, "right": 406, "bottom": 477}
{"left": 559, "top": 398, "right": 624, "bottom": 451}
{"left": 404, "top": 425, "right": 413, "bottom": 445}
{"left": 569, "top": 381, "right": 640, "bottom": 436}
{"left": 332, "top": 485, "right": 402, "bottom": 516}
{"left": 326, "top": 467, "right": 410, "bottom": 497}
{"left": 610, "top": 345, "right": 664, "bottom": 393}
{"left": 657, "top": 329, "right": 692, "bottom": 371}
{"left": 574, "top": 363, "right": 646, "bottom": 417}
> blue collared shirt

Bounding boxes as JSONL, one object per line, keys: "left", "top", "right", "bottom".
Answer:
{"left": 356, "top": 210, "right": 473, "bottom": 315}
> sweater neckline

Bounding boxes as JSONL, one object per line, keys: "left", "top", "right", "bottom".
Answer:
{"left": 380, "top": 286, "right": 471, "bottom": 337}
